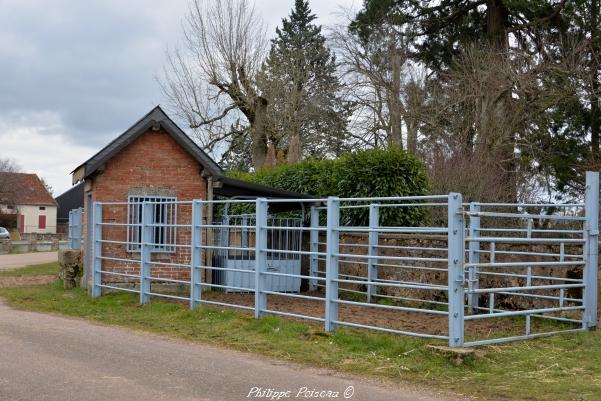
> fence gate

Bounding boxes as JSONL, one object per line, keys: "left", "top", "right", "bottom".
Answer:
{"left": 461, "top": 171, "right": 599, "bottom": 346}
{"left": 68, "top": 207, "right": 83, "bottom": 250}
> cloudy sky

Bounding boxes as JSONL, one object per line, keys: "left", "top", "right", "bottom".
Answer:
{"left": 0, "top": 0, "right": 356, "bottom": 196}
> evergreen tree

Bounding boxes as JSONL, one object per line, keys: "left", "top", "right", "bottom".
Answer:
{"left": 351, "top": 1, "right": 570, "bottom": 72}
{"left": 260, "top": 0, "right": 349, "bottom": 162}
{"left": 349, "top": 0, "right": 586, "bottom": 198}
{"left": 561, "top": 1, "right": 601, "bottom": 165}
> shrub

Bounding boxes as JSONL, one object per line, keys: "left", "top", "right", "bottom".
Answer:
{"left": 228, "top": 147, "right": 429, "bottom": 226}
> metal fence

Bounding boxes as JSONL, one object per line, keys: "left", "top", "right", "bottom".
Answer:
{"left": 90, "top": 173, "right": 599, "bottom": 347}
{"left": 68, "top": 207, "right": 83, "bottom": 249}
{"left": 212, "top": 214, "right": 303, "bottom": 293}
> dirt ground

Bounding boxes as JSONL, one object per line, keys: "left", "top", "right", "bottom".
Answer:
{"left": 195, "top": 290, "right": 556, "bottom": 339}
{"left": 0, "top": 275, "right": 56, "bottom": 288}
{"left": 0, "top": 272, "right": 568, "bottom": 339}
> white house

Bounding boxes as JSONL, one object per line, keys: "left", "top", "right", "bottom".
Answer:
{"left": 0, "top": 172, "right": 57, "bottom": 234}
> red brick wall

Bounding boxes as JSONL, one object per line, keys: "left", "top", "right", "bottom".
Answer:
{"left": 92, "top": 128, "right": 205, "bottom": 201}
{"left": 82, "top": 127, "right": 207, "bottom": 288}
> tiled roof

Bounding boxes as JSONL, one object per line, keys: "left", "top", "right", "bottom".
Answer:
{"left": 0, "top": 172, "right": 57, "bottom": 206}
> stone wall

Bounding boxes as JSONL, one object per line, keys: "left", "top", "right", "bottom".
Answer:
{"left": 20, "top": 232, "right": 68, "bottom": 242}
{"left": 0, "top": 239, "right": 68, "bottom": 254}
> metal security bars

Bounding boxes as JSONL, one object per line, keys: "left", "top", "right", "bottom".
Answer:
{"left": 127, "top": 196, "right": 177, "bottom": 253}
{"left": 91, "top": 175, "right": 599, "bottom": 347}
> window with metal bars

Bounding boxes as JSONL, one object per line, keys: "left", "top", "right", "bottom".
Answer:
{"left": 127, "top": 196, "right": 177, "bottom": 252}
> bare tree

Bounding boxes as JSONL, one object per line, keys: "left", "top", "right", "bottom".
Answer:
{"left": 39, "top": 177, "right": 53, "bottom": 196}
{"left": 0, "top": 158, "right": 20, "bottom": 173}
{"left": 161, "top": 0, "right": 270, "bottom": 169}
{"left": 421, "top": 42, "right": 589, "bottom": 202}
{"left": 0, "top": 157, "right": 21, "bottom": 211}
{"left": 330, "top": 7, "right": 426, "bottom": 153}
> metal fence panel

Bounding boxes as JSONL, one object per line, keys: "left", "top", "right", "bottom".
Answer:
{"left": 89, "top": 173, "right": 599, "bottom": 347}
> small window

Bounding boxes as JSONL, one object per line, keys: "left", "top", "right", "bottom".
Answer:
{"left": 127, "top": 196, "right": 176, "bottom": 252}
{"left": 39, "top": 206, "right": 46, "bottom": 211}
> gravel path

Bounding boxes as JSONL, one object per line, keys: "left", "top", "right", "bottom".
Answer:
{"left": 0, "top": 251, "right": 57, "bottom": 270}
{"left": 0, "top": 301, "right": 464, "bottom": 401}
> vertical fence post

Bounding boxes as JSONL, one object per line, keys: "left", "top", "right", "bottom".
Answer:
{"left": 526, "top": 219, "right": 533, "bottom": 287}
{"left": 309, "top": 206, "right": 319, "bottom": 291}
{"left": 467, "top": 202, "right": 479, "bottom": 312}
{"left": 78, "top": 207, "right": 90, "bottom": 288}
{"left": 241, "top": 215, "right": 249, "bottom": 248}
{"left": 325, "top": 197, "right": 340, "bottom": 332}
{"left": 255, "top": 198, "right": 268, "bottom": 319}
{"left": 91, "top": 202, "right": 103, "bottom": 298}
{"left": 76, "top": 208, "right": 83, "bottom": 249}
{"left": 190, "top": 200, "right": 203, "bottom": 309}
{"left": 448, "top": 193, "right": 465, "bottom": 347}
{"left": 584, "top": 171, "right": 599, "bottom": 329}
{"left": 68, "top": 210, "right": 73, "bottom": 249}
{"left": 367, "top": 204, "right": 379, "bottom": 303}
{"left": 139, "top": 202, "right": 153, "bottom": 304}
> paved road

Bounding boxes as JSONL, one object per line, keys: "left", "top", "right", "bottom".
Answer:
{"left": 0, "top": 251, "right": 57, "bottom": 270}
{"left": 0, "top": 302, "right": 462, "bottom": 401}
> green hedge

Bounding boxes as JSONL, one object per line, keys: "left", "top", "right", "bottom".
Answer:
{"left": 228, "top": 147, "right": 429, "bottom": 226}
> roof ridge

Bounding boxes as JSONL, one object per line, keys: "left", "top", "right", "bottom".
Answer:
{"left": 71, "top": 106, "right": 223, "bottom": 182}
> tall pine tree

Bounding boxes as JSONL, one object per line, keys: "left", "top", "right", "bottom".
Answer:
{"left": 260, "top": 0, "right": 349, "bottom": 163}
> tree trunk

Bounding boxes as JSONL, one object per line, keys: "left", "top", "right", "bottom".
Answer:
{"left": 251, "top": 97, "right": 269, "bottom": 169}
{"left": 287, "top": 133, "right": 301, "bottom": 163}
{"left": 590, "top": 0, "right": 600, "bottom": 163}
{"left": 388, "top": 46, "right": 403, "bottom": 148}
{"left": 405, "top": 115, "right": 417, "bottom": 155}
{"left": 480, "top": 0, "right": 516, "bottom": 201}
{"left": 264, "top": 142, "right": 277, "bottom": 167}
{"left": 592, "top": 75, "right": 600, "bottom": 163}
{"left": 486, "top": 0, "right": 509, "bottom": 50}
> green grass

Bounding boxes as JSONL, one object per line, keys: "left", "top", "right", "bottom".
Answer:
{"left": 0, "top": 262, "right": 60, "bottom": 277}
{"left": 0, "top": 279, "right": 600, "bottom": 401}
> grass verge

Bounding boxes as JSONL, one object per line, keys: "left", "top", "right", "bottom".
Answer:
{"left": 0, "top": 262, "right": 60, "bottom": 277}
{"left": 0, "top": 279, "right": 600, "bottom": 401}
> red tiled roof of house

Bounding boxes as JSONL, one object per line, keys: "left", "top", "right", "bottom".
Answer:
{"left": 0, "top": 172, "right": 57, "bottom": 206}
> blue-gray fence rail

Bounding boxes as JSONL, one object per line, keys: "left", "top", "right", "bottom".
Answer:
{"left": 89, "top": 173, "right": 599, "bottom": 347}
{"left": 68, "top": 207, "right": 83, "bottom": 250}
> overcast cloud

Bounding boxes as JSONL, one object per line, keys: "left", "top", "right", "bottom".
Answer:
{"left": 0, "top": 0, "right": 356, "bottom": 195}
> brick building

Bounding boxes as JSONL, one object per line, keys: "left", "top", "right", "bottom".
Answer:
{"left": 71, "top": 106, "right": 306, "bottom": 288}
